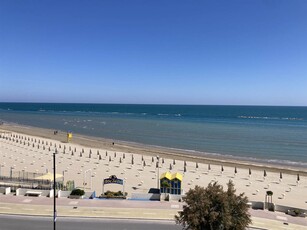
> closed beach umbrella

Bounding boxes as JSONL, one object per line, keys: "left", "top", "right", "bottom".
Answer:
{"left": 221, "top": 165, "right": 224, "bottom": 172}
{"left": 184, "top": 161, "right": 187, "bottom": 167}
{"left": 208, "top": 164, "right": 211, "bottom": 171}
{"left": 297, "top": 174, "right": 300, "bottom": 182}
{"left": 99, "top": 155, "right": 102, "bottom": 160}
{"left": 249, "top": 168, "right": 251, "bottom": 176}
{"left": 234, "top": 167, "right": 237, "bottom": 174}
{"left": 142, "top": 155, "right": 144, "bottom": 161}
{"left": 109, "top": 156, "right": 111, "bottom": 162}
{"left": 162, "top": 158, "right": 164, "bottom": 164}
{"left": 152, "top": 157, "right": 154, "bottom": 163}
{"left": 106, "top": 151, "right": 108, "bottom": 156}
{"left": 196, "top": 162, "right": 198, "bottom": 169}
{"left": 169, "top": 163, "right": 172, "bottom": 170}
{"left": 184, "top": 166, "right": 186, "bottom": 173}
{"left": 143, "top": 160, "right": 146, "bottom": 167}
{"left": 123, "top": 153, "right": 125, "bottom": 159}
{"left": 264, "top": 170, "right": 267, "bottom": 178}
{"left": 156, "top": 162, "right": 159, "bottom": 168}
{"left": 280, "top": 172, "right": 283, "bottom": 180}
{"left": 173, "top": 159, "right": 176, "bottom": 165}
{"left": 120, "top": 157, "right": 122, "bottom": 164}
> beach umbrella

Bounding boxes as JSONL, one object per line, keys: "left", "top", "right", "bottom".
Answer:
{"left": 162, "top": 158, "right": 164, "bottom": 164}
{"left": 131, "top": 157, "right": 134, "bottom": 165}
{"left": 297, "top": 174, "right": 300, "bottom": 182}
{"left": 90, "top": 149, "right": 92, "bottom": 154}
{"left": 234, "top": 167, "right": 237, "bottom": 174}
{"left": 109, "top": 156, "right": 111, "bottom": 162}
{"left": 196, "top": 162, "right": 198, "bottom": 169}
{"left": 280, "top": 172, "right": 283, "bottom": 180}
{"left": 143, "top": 160, "right": 146, "bottom": 167}
{"left": 152, "top": 157, "right": 154, "bottom": 163}
{"left": 169, "top": 164, "right": 172, "bottom": 170}
{"left": 82, "top": 148, "right": 84, "bottom": 153}
{"left": 74, "top": 147, "right": 76, "bottom": 152}
{"left": 71, "top": 151, "right": 74, "bottom": 156}
{"left": 99, "top": 155, "right": 102, "bottom": 160}
{"left": 208, "top": 164, "right": 211, "bottom": 171}
{"left": 184, "top": 161, "right": 187, "bottom": 167}
{"left": 264, "top": 170, "right": 267, "bottom": 178}
{"left": 106, "top": 151, "right": 108, "bottom": 156}
{"left": 114, "top": 152, "right": 116, "bottom": 158}
{"left": 184, "top": 166, "right": 187, "bottom": 173}
{"left": 221, "top": 165, "right": 224, "bottom": 173}
{"left": 80, "top": 152, "right": 82, "bottom": 157}
{"left": 123, "top": 153, "right": 125, "bottom": 159}
{"left": 89, "top": 153, "right": 91, "bottom": 158}
{"left": 173, "top": 159, "right": 176, "bottom": 165}
{"left": 156, "top": 162, "right": 159, "bottom": 168}
{"left": 120, "top": 157, "right": 122, "bottom": 164}
{"left": 97, "top": 150, "right": 99, "bottom": 155}
{"left": 249, "top": 168, "right": 251, "bottom": 176}
{"left": 142, "top": 155, "right": 144, "bottom": 161}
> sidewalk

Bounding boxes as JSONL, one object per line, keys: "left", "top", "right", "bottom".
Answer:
{"left": 0, "top": 196, "right": 306, "bottom": 230}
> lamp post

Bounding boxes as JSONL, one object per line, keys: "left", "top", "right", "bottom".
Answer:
{"left": 84, "top": 169, "right": 92, "bottom": 190}
{"left": 53, "top": 150, "right": 57, "bottom": 230}
{"left": 156, "top": 155, "right": 160, "bottom": 189}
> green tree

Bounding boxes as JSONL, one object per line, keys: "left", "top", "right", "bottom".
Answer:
{"left": 175, "top": 181, "right": 251, "bottom": 230}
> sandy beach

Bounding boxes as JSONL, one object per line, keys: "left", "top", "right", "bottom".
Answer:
{"left": 1, "top": 123, "right": 307, "bottom": 210}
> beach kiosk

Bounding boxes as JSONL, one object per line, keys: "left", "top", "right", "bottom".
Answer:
{"left": 171, "top": 172, "right": 182, "bottom": 195}
{"left": 160, "top": 172, "right": 182, "bottom": 195}
{"left": 160, "top": 172, "right": 172, "bottom": 194}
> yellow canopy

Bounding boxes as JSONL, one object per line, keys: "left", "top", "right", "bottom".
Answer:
{"left": 171, "top": 172, "right": 183, "bottom": 181}
{"left": 160, "top": 171, "right": 172, "bottom": 180}
{"left": 35, "top": 172, "right": 63, "bottom": 181}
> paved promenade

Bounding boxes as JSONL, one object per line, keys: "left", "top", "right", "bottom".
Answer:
{"left": 0, "top": 195, "right": 306, "bottom": 230}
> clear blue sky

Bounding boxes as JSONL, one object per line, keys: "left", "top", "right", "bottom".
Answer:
{"left": 0, "top": 0, "right": 306, "bottom": 106}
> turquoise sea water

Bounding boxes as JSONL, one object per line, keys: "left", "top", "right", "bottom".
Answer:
{"left": 0, "top": 103, "right": 307, "bottom": 167}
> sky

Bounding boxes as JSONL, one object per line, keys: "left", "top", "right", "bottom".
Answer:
{"left": 0, "top": 0, "right": 307, "bottom": 106}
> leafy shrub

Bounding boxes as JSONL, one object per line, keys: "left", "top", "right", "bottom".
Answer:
{"left": 70, "top": 189, "right": 85, "bottom": 196}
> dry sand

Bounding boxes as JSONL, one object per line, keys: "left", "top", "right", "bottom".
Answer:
{"left": 0, "top": 124, "right": 307, "bottom": 210}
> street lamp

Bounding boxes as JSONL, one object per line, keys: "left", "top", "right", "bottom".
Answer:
{"left": 84, "top": 169, "right": 92, "bottom": 190}
{"left": 53, "top": 150, "right": 57, "bottom": 230}
{"left": 156, "top": 155, "right": 160, "bottom": 189}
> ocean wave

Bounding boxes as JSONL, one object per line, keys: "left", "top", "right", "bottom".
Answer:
{"left": 238, "top": 116, "right": 303, "bottom": 121}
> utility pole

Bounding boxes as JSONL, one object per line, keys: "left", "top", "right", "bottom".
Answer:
{"left": 53, "top": 150, "right": 57, "bottom": 230}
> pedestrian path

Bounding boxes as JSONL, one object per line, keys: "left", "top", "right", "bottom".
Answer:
{"left": 0, "top": 196, "right": 306, "bottom": 230}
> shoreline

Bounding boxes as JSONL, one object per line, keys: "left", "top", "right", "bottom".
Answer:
{"left": 1, "top": 123, "right": 307, "bottom": 175}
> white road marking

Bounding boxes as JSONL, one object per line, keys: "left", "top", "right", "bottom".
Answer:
{"left": 69, "top": 201, "right": 79, "bottom": 205}
{"left": 276, "top": 216, "right": 288, "bottom": 221}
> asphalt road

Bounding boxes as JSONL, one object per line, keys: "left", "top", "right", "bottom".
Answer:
{"left": 0, "top": 215, "right": 182, "bottom": 230}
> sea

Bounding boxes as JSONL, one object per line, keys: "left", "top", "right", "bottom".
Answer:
{"left": 0, "top": 103, "right": 307, "bottom": 167}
